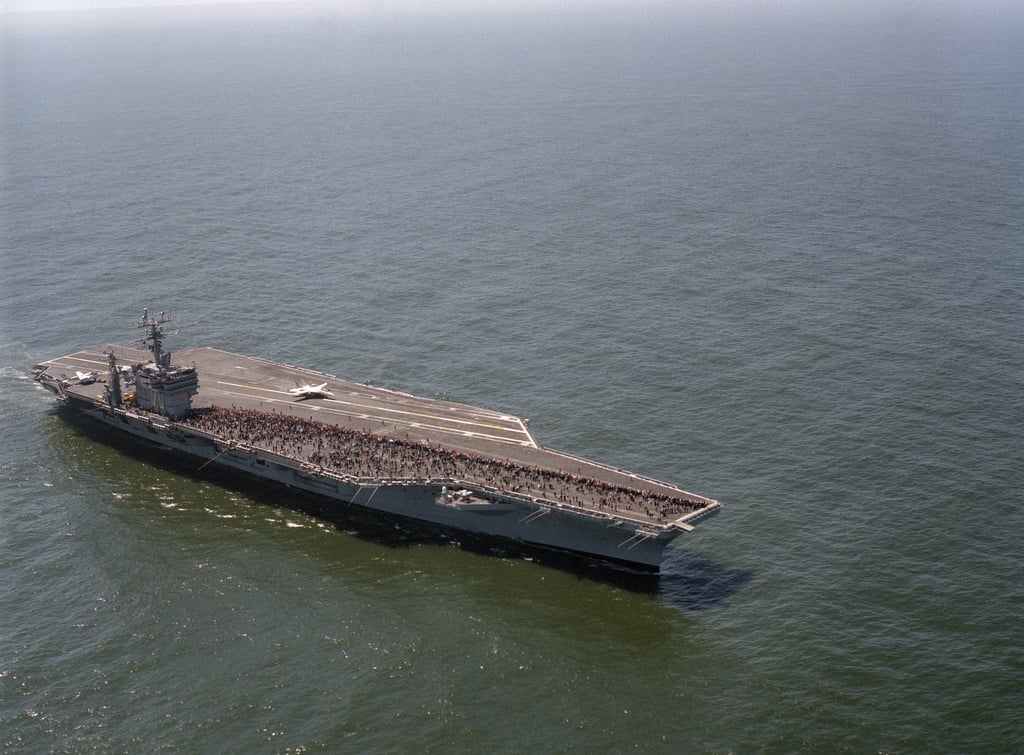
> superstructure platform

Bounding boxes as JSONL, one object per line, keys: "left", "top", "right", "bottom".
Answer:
{"left": 32, "top": 312, "right": 721, "bottom": 570}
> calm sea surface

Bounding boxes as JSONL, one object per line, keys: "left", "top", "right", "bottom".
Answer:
{"left": 2, "top": 3, "right": 1022, "bottom": 752}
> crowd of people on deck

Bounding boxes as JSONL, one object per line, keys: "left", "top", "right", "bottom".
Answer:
{"left": 182, "top": 406, "right": 706, "bottom": 523}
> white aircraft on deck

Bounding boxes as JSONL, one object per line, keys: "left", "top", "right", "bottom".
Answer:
{"left": 288, "top": 382, "right": 334, "bottom": 400}
{"left": 74, "top": 371, "right": 98, "bottom": 384}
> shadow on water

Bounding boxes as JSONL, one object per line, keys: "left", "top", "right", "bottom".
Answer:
{"left": 49, "top": 406, "right": 752, "bottom": 602}
{"left": 657, "top": 548, "right": 754, "bottom": 610}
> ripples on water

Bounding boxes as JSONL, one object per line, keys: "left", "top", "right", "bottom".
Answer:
{"left": 2, "top": 3, "right": 1022, "bottom": 751}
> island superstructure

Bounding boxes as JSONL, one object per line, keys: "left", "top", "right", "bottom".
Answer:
{"left": 31, "top": 311, "right": 721, "bottom": 570}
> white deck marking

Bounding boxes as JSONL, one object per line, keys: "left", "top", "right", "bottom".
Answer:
{"left": 212, "top": 380, "right": 531, "bottom": 437}
{"left": 42, "top": 350, "right": 536, "bottom": 449}
{"left": 47, "top": 355, "right": 109, "bottom": 369}
{"left": 207, "top": 383, "right": 536, "bottom": 448}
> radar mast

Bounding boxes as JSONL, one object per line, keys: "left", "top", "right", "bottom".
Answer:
{"left": 132, "top": 308, "right": 175, "bottom": 369}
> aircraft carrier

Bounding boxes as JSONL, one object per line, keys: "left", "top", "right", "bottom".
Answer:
{"left": 31, "top": 310, "right": 721, "bottom": 571}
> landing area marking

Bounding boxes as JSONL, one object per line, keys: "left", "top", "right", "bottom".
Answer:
{"left": 211, "top": 380, "right": 532, "bottom": 441}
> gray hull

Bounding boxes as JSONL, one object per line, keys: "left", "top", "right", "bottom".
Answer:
{"left": 64, "top": 398, "right": 684, "bottom": 569}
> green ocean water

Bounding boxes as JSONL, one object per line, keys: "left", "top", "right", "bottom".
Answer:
{"left": 2, "top": 3, "right": 1022, "bottom": 751}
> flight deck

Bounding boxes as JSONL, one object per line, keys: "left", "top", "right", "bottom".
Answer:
{"left": 40, "top": 344, "right": 715, "bottom": 514}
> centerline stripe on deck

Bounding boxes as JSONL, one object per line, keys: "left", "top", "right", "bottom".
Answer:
{"left": 212, "top": 389, "right": 535, "bottom": 448}
{"left": 212, "top": 380, "right": 528, "bottom": 436}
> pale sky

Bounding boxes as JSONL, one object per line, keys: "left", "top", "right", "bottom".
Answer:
{"left": 3, "top": 0, "right": 1020, "bottom": 31}
{"left": 0, "top": 0, "right": 595, "bottom": 28}
{"left": 5, "top": 0, "right": 1019, "bottom": 13}
{"left": 4, "top": 0, "right": 981, "bottom": 14}
{"left": 0, "top": 0, "right": 718, "bottom": 26}
{"left": 4, "top": 0, "right": 613, "bottom": 12}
